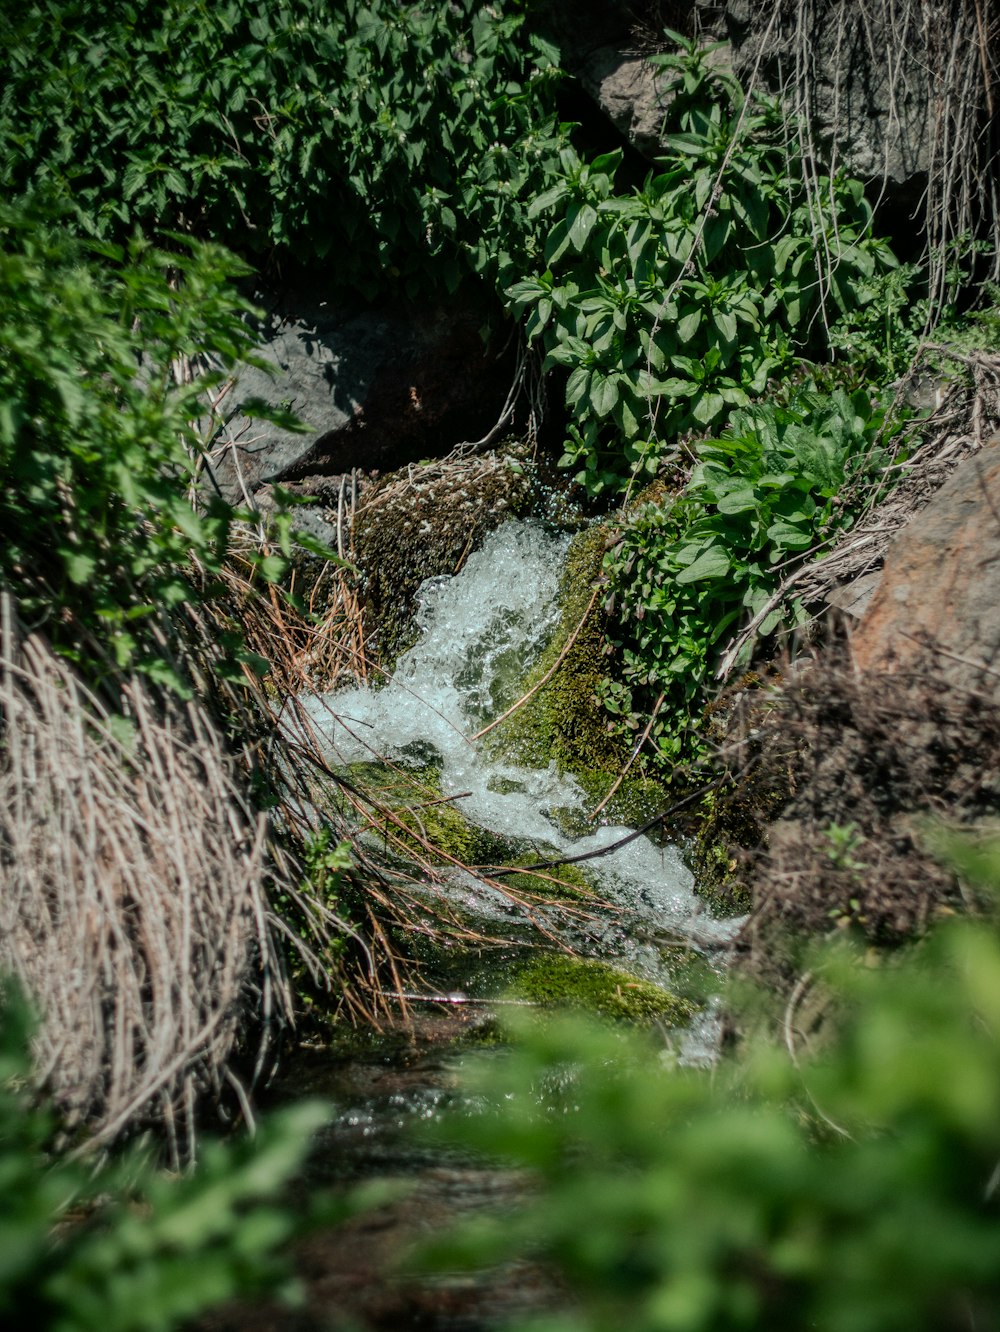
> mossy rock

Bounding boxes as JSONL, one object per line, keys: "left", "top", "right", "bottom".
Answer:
{"left": 570, "top": 771, "right": 667, "bottom": 829}
{"left": 690, "top": 772, "right": 788, "bottom": 917}
{"left": 343, "top": 760, "right": 517, "bottom": 866}
{"left": 510, "top": 953, "right": 694, "bottom": 1025}
{"left": 486, "top": 523, "right": 631, "bottom": 775}
{"left": 352, "top": 443, "right": 533, "bottom": 670}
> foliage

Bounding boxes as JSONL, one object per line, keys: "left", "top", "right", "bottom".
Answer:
{"left": 506, "top": 34, "right": 897, "bottom": 495}
{"left": 0, "top": 984, "right": 339, "bottom": 1332}
{"left": 826, "top": 244, "right": 1000, "bottom": 383}
{"left": 0, "top": 203, "right": 300, "bottom": 692}
{"left": 603, "top": 386, "right": 898, "bottom": 764}
{"left": 429, "top": 900, "right": 1000, "bottom": 1331}
{"left": 0, "top": 0, "right": 568, "bottom": 298}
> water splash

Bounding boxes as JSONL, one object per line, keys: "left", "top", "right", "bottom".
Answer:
{"left": 300, "top": 520, "right": 740, "bottom": 956}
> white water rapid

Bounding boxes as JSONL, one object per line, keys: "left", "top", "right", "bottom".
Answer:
{"left": 298, "top": 520, "right": 739, "bottom": 960}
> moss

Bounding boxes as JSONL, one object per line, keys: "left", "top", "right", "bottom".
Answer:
{"left": 500, "top": 857, "right": 594, "bottom": 902}
{"left": 571, "top": 771, "right": 667, "bottom": 828}
{"left": 510, "top": 953, "right": 694, "bottom": 1025}
{"left": 344, "top": 760, "right": 516, "bottom": 865}
{"left": 689, "top": 768, "right": 789, "bottom": 917}
{"left": 486, "top": 523, "right": 630, "bottom": 775}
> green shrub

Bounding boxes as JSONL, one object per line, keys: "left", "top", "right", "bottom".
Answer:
{"left": 0, "top": 203, "right": 305, "bottom": 691}
{"left": 430, "top": 900, "right": 1000, "bottom": 1331}
{"left": 0, "top": 0, "right": 568, "bottom": 297}
{"left": 0, "top": 985, "right": 337, "bottom": 1332}
{"left": 506, "top": 34, "right": 897, "bottom": 495}
{"left": 602, "top": 386, "right": 902, "bottom": 764}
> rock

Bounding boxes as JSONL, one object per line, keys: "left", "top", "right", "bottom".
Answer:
{"left": 574, "top": 46, "right": 674, "bottom": 157}
{"left": 728, "top": 2, "right": 936, "bottom": 194}
{"left": 205, "top": 284, "right": 516, "bottom": 506}
{"left": 825, "top": 570, "right": 882, "bottom": 620}
{"left": 539, "top": 0, "right": 975, "bottom": 220}
{"left": 850, "top": 438, "right": 1000, "bottom": 695}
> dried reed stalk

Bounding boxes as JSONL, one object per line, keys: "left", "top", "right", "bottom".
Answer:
{"left": 0, "top": 591, "right": 285, "bottom": 1160}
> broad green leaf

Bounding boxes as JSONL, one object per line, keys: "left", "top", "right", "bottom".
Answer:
{"left": 677, "top": 310, "right": 701, "bottom": 342}
{"left": 675, "top": 545, "right": 732, "bottom": 583}
{"left": 590, "top": 372, "right": 620, "bottom": 417}
{"left": 715, "top": 488, "right": 758, "bottom": 515}
{"left": 568, "top": 203, "right": 598, "bottom": 252}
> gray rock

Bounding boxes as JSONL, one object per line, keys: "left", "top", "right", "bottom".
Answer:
{"left": 204, "top": 288, "right": 513, "bottom": 507}
{"left": 541, "top": 0, "right": 963, "bottom": 208}
{"left": 574, "top": 46, "right": 674, "bottom": 157}
{"left": 825, "top": 570, "right": 883, "bottom": 620}
{"left": 728, "top": 2, "right": 934, "bottom": 190}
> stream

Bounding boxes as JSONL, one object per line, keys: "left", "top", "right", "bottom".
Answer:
{"left": 211, "top": 520, "right": 742, "bottom": 1332}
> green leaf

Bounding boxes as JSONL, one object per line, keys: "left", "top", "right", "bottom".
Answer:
{"left": 566, "top": 365, "right": 591, "bottom": 409}
{"left": 568, "top": 203, "right": 598, "bottom": 252}
{"left": 589, "top": 372, "right": 620, "bottom": 417}
{"left": 675, "top": 545, "right": 732, "bottom": 583}
{"left": 715, "top": 488, "right": 758, "bottom": 515}
{"left": 713, "top": 310, "right": 738, "bottom": 342}
{"left": 677, "top": 310, "right": 701, "bottom": 342}
{"left": 62, "top": 549, "right": 97, "bottom": 585}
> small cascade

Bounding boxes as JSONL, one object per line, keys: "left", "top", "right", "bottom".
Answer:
{"left": 299, "top": 520, "right": 739, "bottom": 964}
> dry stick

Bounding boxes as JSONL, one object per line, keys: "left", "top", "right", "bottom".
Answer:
{"left": 588, "top": 691, "right": 665, "bottom": 822}
{"left": 471, "top": 584, "right": 601, "bottom": 742}
{"left": 783, "top": 970, "right": 852, "bottom": 1141}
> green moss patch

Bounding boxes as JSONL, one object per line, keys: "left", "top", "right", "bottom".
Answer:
{"left": 338, "top": 760, "right": 514, "bottom": 866}
{"left": 499, "top": 857, "right": 595, "bottom": 902}
{"left": 511, "top": 953, "right": 694, "bottom": 1025}
{"left": 487, "top": 524, "right": 629, "bottom": 774}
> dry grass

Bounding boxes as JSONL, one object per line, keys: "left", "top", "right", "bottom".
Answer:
{"left": 0, "top": 591, "right": 288, "bottom": 1162}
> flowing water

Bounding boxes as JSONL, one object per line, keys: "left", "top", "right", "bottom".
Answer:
{"left": 300, "top": 519, "right": 739, "bottom": 970}
{"left": 244, "top": 520, "right": 743, "bottom": 1331}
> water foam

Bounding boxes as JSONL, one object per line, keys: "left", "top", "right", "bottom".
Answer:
{"left": 299, "top": 520, "right": 738, "bottom": 947}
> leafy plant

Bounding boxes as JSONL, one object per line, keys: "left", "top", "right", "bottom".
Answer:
{"left": 603, "top": 387, "right": 900, "bottom": 764}
{"left": 0, "top": 203, "right": 301, "bottom": 692}
{"left": 0, "top": 0, "right": 569, "bottom": 298}
{"left": 428, "top": 906, "right": 1000, "bottom": 1332}
{"left": 0, "top": 984, "right": 339, "bottom": 1332}
{"left": 506, "top": 33, "right": 897, "bottom": 494}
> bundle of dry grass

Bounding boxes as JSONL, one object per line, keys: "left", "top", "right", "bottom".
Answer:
{"left": 0, "top": 592, "right": 288, "bottom": 1160}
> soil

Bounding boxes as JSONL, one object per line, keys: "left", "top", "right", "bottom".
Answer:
{"left": 711, "top": 639, "right": 1000, "bottom": 988}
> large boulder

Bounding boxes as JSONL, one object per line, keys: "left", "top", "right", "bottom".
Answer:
{"left": 206, "top": 286, "right": 516, "bottom": 507}
{"left": 850, "top": 436, "right": 1000, "bottom": 695}
{"left": 540, "top": 0, "right": 979, "bottom": 220}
